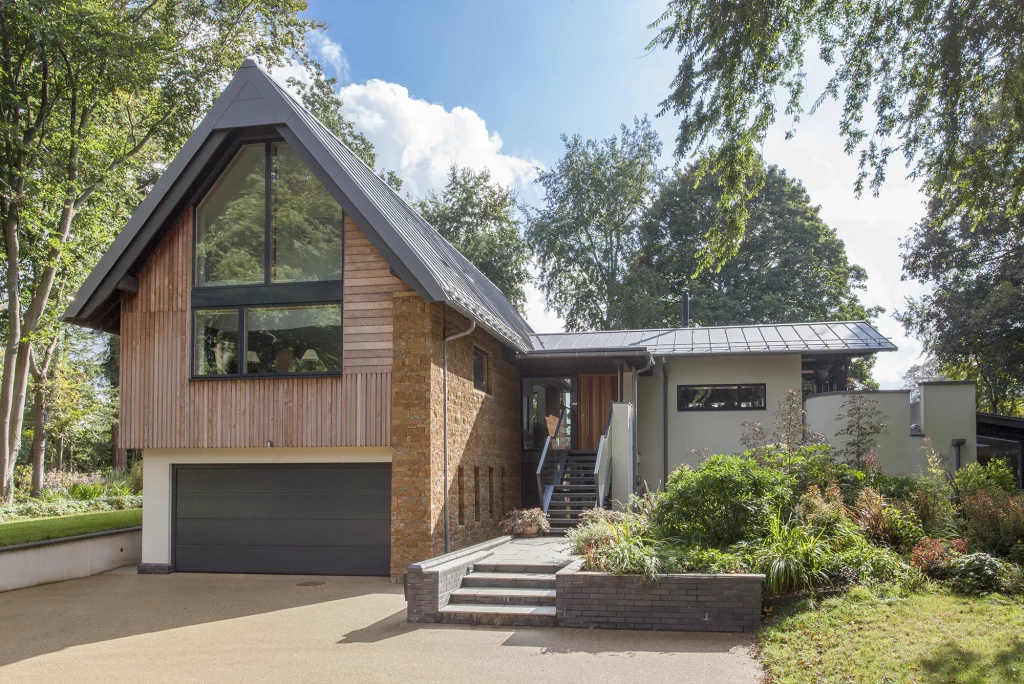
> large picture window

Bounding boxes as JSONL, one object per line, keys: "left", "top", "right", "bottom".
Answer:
{"left": 195, "top": 141, "right": 343, "bottom": 287}
{"left": 193, "top": 304, "right": 342, "bottom": 377}
{"left": 677, "top": 384, "right": 766, "bottom": 411}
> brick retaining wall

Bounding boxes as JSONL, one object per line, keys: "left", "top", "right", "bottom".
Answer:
{"left": 555, "top": 560, "right": 764, "bottom": 632}
{"left": 405, "top": 536, "right": 512, "bottom": 622}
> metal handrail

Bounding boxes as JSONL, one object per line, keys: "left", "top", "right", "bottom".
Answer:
{"left": 592, "top": 400, "right": 615, "bottom": 508}
{"left": 535, "top": 406, "right": 568, "bottom": 512}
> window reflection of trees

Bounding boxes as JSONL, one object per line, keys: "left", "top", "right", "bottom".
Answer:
{"left": 195, "top": 309, "right": 239, "bottom": 375}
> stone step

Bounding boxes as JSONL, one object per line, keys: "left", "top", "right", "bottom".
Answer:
{"left": 437, "top": 603, "right": 557, "bottom": 627}
{"left": 449, "top": 587, "right": 556, "bottom": 606}
{"left": 473, "top": 561, "right": 565, "bottom": 574}
{"left": 461, "top": 571, "right": 556, "bottom": 589}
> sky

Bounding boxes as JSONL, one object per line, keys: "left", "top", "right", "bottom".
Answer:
{"left": 291, "top": 0, "right": 931, "bottom": 389}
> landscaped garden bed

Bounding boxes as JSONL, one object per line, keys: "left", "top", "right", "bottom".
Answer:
{"left": 1, "top": 466, "right": 142, "bottom": 523}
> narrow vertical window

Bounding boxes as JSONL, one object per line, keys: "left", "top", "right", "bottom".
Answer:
{"left": 457, "top": 466, "right": 465, "bottom": 526}
{"left": 500, "top": 467, "right": 506, "bottom": 517}
{"left": 488, "top": 467, "right": 494, "bottom": 519}
{"left": 473, "top": 347, "right": 489, "bottom": 393}
{"left": 473, "top": 466, "right": 481, "bottom": 523}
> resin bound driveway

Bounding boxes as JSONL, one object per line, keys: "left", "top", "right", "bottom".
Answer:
{"left": 0, "top": 568, "right": 763, "bottom": 684}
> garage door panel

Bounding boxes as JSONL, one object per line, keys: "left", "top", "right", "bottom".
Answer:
{"left": 174, "top": 544, "right": 390, "bottom": 575}
{"left": 173, "top": 463, "right": 391, "bottom": 576}
{"left": 175, "top": 518, "right": 391, "bottom": 548}
{"left": 176, "top": 465, "right": 390, "bottom": 494}
{"left": 175, "top": 491, "right": 390, "bottom": 521}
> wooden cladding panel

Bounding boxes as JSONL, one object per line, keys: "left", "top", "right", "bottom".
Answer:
{"left": 119, "top": 208, "right": 401, "bottom": 449}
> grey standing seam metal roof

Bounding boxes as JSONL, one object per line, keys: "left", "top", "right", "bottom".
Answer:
{"left": 62, "top": 60, "right": 535, "bottom": 352}
{"left": 531, "top": 321, "right": 896, "bottom": 356}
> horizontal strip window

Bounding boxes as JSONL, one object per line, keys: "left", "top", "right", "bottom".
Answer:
{"left": 193, "top": 303, "right": 342, "bottom": 378}
{"left": 677, "top": 384, "right": 766, "bottom": 411}
{"left": 191, "top": 281, "right": 343, "bottom": 308}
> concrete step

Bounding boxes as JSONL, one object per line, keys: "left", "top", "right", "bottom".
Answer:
{"left": 437, "top": 603, "right": 557, "bottom": 627}
{"left": 461, "top": 571, "right": 556, "bottom": 589}
{"left": 449, "top": 587, "right": 556, "bottom": 606}
{"left": 473, "top": 561, "right": 565, "bottom": 574}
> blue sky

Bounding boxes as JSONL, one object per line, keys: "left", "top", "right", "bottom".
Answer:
{"left": 297, "top": 0, "right": 930, "bottom": 388}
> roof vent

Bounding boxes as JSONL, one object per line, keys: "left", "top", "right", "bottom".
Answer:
{"left": 681, "top": 291, "right": 690, "bottom": 328}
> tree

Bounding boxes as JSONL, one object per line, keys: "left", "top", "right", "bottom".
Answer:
{"left": 899, "top": 197, "right": 1024, "bottom": 416}
{"left": 0, "top": 1, "right": 321, "bottom": 499}
{"left": 415, "top": 165, "right": 531, "bottom": 310}
{"left": 624, "top": 164, "right": 882, "bottom": 327}
{"left": 527, "top": 117, "right": 662, "bottom": 331}
{"left": 834, "top": 393, "right": 888, "bottom": 469}
{"left": 649, "top": 1, "right": 1024, "bottom": 273}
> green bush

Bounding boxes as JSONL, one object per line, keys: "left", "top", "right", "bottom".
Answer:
{"left": 741, "top": 512, "right": 828, "bottom": 595}
{"left": 0, "top": 494, "right": 143, "bottom": 522}
{"left": 129, "top": 460, "right": 144, "bottom": 494}
{"left": 587, "top": 514, "right": 662, "bottom": 581}
{"left": 1009, "top": 543, "right": 1024, "bottom": 566}
{"left": 659, "top": 545, "right": 748, "bottom": 574}
{"left": 654, "top": 455, "right": 795, "bottom": 546}
{"left": 67, "top": 483, "right": 108, "bottom": 500}
{"left": 948, "top": 553, "right": 1007, "bottom": 593}
{"left": 564, "top": 519, "right": 615, "bottom": 557}
{"left": 1000, "top": 563, "right": 1024, "bottom": 596}
{"left": 961, "top": 488, "right": 1024, "bottom": 556}
{"left": 953, "top": 460, "right": 1017, "bottom": 498}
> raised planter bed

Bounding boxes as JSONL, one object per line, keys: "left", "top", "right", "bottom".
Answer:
{"left": 0, "top": 527, "right": 141, "bottom": 592}
{"left": 555, "top": 559, "right": 764, "bottom": 632}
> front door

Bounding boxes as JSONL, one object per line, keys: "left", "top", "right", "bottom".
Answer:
{"left": 577, "top": 374, "right": 618, "bottom": 451}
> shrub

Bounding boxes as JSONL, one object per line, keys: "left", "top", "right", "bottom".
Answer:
{"left": 961, "top": 488, "right": 1024, "bottom": 556}
{"left": 577, "top": 508, "right": 626, "bottom": 526}
{"left": 0, "top": 494, "right": 143, "bottom": 522}
{"left": 742, "top": 512, "right": 829, "bottom": 595}
{"left": 654, "top": 455, "right": 795, "bottom": 546}
{"left": 1009, "top": 542, "right": 1024, "bottom": 566}
{"left": 948, "top": 553, "right": 1006, "bottom": 593}
{"left": 797, "top": 483, "right": 848, "bottom": 532}
{"left": 659, "top": 546, "right": 748, "bottom": 574}
{"left": 129, "top": 460, "right": 144, "bottom": 494}
{"left": 953, "top": 460, "right": 1017, "bottom": 498}
{"left": 850, "top": 487, "right": 925, "bottom": 551}
{"left": 875, "top": 473, "right": 924, "bottom": 502}
{"left": 67, "top": 483, "right": 108, "bottom": 500}
{"left": 586, "top": 514, "right": 662, "bottom": 581}
{"left": 1000, "top": 563, "right": 1024, "bottom": 595}
{"left": 499, "top": 508, "right": 550, "bottom": 535}
{"left": 910, "top": 537, "right": 968, "bottom": 578}
{"left": 564, "top": 519, "right": 614, "bottom": 556}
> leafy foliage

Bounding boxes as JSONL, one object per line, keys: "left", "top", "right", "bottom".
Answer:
{"left": 744, "top": 512, "right": 829, "bottom": 595}
{"left": 948, "top": 553, "right": 1007, "bottom": 594}
{"left": 910, "top": 537, "right": 968, "bottom": 579}
{"left": 952, "top": 460, "right": 1018, "bottom": 498}
{"left": 527, "top": 117, "right": 662, "bottom": 330}
{"left": 833, "top": 393, "right": 888, "bottom": 468}
{"left": 961, "top": 488, "right": 1024, "bottom": 556}
{"left": 499, "top": 508, "right": 550, "bottom": 534}
{"left": 415, "top": 165, "right": 531, "bottom": 310}
{"left": 653, "top": 455, "right": 795, "bottom": 546}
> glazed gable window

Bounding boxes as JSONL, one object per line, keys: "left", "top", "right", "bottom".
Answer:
{"left": 192, "top": 140, "right": 345, "bottom": 378}
{"left": 196, "top": 142, "right": 343, "bottom": 286}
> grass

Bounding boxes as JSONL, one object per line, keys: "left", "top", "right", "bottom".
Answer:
{"left": 758, "top": 586, "right": 1024, "bottom": 683}
{"left": 0, "top": 509, "right": 142, "bottom": 547}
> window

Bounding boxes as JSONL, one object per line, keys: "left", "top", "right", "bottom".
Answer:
{"left": 457, "top": 466, "right": 465, "bottom": 526}
{"left": 192, "top": 140, "right": 345, "bottom": 378}
{"left": 677, "top": 384, "right": 766, "bottom": 411}
{"left": 473, "top": 347, "right": 489, "bottom": 393}
{"left": 488, "top": 467, "right": 494, "bottom": 519}
{"left": 473, "top": 466, "right": 480, "bottom": 523}
{"left": 196, "top": 142, "right": 343, "bottom": 287}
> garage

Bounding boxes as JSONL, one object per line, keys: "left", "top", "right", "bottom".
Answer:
{"left": 173, "top": 463, "right": 391, "bottom": 576}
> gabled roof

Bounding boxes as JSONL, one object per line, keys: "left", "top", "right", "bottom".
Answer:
{"left": 531, "top": 321, "right": 896, "bottom": 356}
{"left": 63, "top": 60, "right": 535, "bottom": 352}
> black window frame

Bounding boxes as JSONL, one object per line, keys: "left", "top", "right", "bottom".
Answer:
{"left": 190, "top": 136, "right": 344, "bottom": 380}
{"left": 676, "top": 383, "right": 767, "bottom": 412}
{"left": 473, "top": 346, "right": 490, "bottom": 394}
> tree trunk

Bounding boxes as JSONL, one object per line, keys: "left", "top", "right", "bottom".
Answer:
{"left": 29, "top": 382, "right": 47, "bottom": 496}
{"left": 56, "top": 435, "right": 64, "bottom": 472}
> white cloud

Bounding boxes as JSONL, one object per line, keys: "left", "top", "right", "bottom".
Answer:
{"left": 338, "top": 80, "right": 541, "bottom": 199}
{"left": 309, "top": 31, "right": 350, "bottom": 82}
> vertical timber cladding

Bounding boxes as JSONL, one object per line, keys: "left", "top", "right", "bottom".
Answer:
{"left": 118, "top": 209, "right": 409, "bottom": 449}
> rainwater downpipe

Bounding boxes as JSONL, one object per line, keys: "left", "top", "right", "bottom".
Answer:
{"left": 631, "top": 353, "right": 654, "bottom": 499}
{"left": 442, "top": 318, "right": 475, "bottom": 554}
{"left": 662, "top": 357, "right": 668, "bottom": 490}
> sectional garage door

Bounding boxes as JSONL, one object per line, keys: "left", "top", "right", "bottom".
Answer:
{"left": 173, "top": 463, "right": 391, "bottom": 576}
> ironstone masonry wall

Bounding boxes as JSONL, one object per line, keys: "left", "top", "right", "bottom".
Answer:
{"left": 391, "top": 293, "right": 521, "bottom": 578}
{"left": 555, "top": 560, "right": 764, "bottom": 632}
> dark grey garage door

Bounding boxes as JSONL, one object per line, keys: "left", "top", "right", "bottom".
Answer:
{"left": 173, "top": 463, "right": 390, "bottom": 576}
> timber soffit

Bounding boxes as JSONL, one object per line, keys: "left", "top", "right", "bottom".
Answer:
{"left": 61, "top": 60, "right": 535, "bottom": 353}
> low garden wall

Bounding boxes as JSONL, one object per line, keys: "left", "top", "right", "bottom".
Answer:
{"left": 0, "top": 528, "right": 141, "bottom": 592}
{"left": 555, "top": 559, "right": 764, "bottom": 632}
{"left": 405, "top": 535, "right": 513, "bottom": 622}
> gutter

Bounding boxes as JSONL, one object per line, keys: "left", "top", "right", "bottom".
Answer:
{"left": 442, "top": 317, "right": 476, "bottom": 554}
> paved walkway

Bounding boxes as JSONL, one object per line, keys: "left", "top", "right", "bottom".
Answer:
{"left": 0, "top": 568, "right": 763, "bottom": 684}
{"left": 483, "top": 536, "right": 575, "bottom": 567}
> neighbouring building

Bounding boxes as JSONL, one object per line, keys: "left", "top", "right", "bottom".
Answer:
{"left": 64, "top": 61, "right": 1007, "bottom": 581}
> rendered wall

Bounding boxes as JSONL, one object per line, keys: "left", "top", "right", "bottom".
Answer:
{"left": 637, "top": 354, "right": 804, "bottom": 487}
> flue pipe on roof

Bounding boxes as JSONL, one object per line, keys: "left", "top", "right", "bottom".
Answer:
{"left": 442, "top": 316, "right": 475, "bottom": 554}
{"left": 681, "top": 291, "right": 690, "bottom": 328}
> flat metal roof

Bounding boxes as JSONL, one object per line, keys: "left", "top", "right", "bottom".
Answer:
{"left": 530, "top": 321, "right": 896, "bottom": 357}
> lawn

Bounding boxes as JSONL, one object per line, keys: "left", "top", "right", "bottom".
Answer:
{"left": 0, "top": 509, "right": 142, "bottom": 547}
{"left": 758, "top": 586, "right": 1024, "bottom": 683}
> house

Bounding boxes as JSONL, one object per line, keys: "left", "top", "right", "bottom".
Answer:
{"left": 63, "top": 60, "right": 978, "bottom": 581}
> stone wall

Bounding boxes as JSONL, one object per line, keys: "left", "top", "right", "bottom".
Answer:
{"left": 555, "top": 560, "right": 764, "bottom": 632}
{"left": 390, "top": 293, "right": 522, "bottom": 578}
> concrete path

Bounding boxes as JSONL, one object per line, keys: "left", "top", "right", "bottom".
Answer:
{"left": 0, "top": 568, "right": 763, "bottom": 684}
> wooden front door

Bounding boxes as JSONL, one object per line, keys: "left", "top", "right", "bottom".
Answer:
{"left": 577, "top": 374, "right": 618, "bottom": 451}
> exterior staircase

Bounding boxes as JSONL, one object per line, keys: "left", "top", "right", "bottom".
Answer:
{"left": 437, "top": 560, "right": 560, "bottom": 626}
{"left": 546, "top": 450, "right": 599, "bottom": 534}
